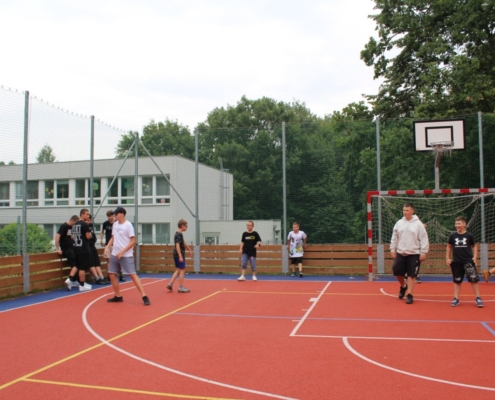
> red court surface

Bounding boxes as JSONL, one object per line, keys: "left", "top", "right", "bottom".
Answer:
{"left": 1, "top": 277, "right": 495, "bottom": 399}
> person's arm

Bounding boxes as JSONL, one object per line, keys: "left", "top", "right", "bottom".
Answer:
{"left": 239, "top": 235, "right": 244, "bottom": 254}
{"left": 176, "top": 241, "right": 183, "bottom": 261}
{"left": 472, "top": 243, "right": 478, "bottom": 263}
{"left": 254, "top": 232, "right": 261, "bottom": 249}
{"left": 390, "top": 224, "right": 398, "bottom": 259}
{"left": 446, "top": 243, "right": 452, "bottom": 266}
{"left": 303, "top": 234, "right": 308, "bottom": 249}
{"left": 55, "top": 234, "right": 62, "bottom": 255}
{"left": 184, "top": 241, "right": 193, "bottom": 256}
{"left": 104, "top": 236, "right": 114, "bottom": 257}
{"left": 418, "top": 224, "right": 429, "bottom": 261}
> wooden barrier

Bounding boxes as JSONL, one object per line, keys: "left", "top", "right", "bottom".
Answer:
{"left": 2, "top": 243, "right": 495, "bottom": 298}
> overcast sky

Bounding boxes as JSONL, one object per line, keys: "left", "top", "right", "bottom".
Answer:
{"left": 1, "top": 0, "right": 381, "bottom": 128}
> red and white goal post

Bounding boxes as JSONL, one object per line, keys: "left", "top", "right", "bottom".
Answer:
{"left": 366, "top": 188, "right": 495, "bottom": 281}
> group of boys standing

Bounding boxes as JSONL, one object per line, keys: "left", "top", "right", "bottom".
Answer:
{"left": 391, "top": 202, "right": 484, "bottom": 307}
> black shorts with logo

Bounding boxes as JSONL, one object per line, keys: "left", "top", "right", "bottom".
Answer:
{"left": 450, "top": 261, "right": 477, "bottom": 283}
{"left": 392, "top": 253, "right": 420, "bottom": 278}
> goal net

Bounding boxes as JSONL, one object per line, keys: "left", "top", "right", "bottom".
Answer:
{"left": 367, "top": 189, "right": 495, "bottom": 280}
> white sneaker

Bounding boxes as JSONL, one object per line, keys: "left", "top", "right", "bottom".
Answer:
{"left": 64, "top": 278, "right": 72, "bottom": 291}
{"left": 237, "top": 275, "right": 246, "bottom": 281}
{"left": 71, "top": 281, "right": 80, "bottom": 287}
{"left": 252, "top": 275, "right": 257, "bottom": 281}
{"left": 79, "top": 283, "right": 92, "bottom": 292}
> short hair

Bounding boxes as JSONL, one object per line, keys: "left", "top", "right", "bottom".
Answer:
{"left": 106, "top": 210, "right": 114, "bottom": 217}
{"left": 80, "top": 208, "right": 89, "bottom": 216}
{"left": 292, "top": 222, "right": 300, "bottom": 227}
{"left": 455, "top": 216, "right": 467, "bottom": 223}
{"left": 178, "top": 219, "right": 187, "bottom": 228}
{"left": 70, "top": 215, "right": 79, "bottom": 222}
{"left": 247, "top": 220, "right": 254, "bottom": 226}
{"left": 403, "top": 203, "right": 415, "bottom": 211}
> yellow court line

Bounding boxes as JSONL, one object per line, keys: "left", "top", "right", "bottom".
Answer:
{"left": 0, "top": 290, "right": 223, "bottom": 392}
{"left": 23, "top": 378, "right": 242, "bottom": 400}
{"left": 223, "top": 290, "right": 495, "bottom": 297}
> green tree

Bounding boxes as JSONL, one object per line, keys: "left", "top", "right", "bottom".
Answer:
{"left": 0, "top": 223, "right": 53, "bottom": 256}
{"left": 36, "top": 145, "right": 56, "bottom": 163}
{"left": 361, "top": 0, "right": 495, "bottom": 118}
{"left": 115, "top": 119, "right": 194, "bottom": 159}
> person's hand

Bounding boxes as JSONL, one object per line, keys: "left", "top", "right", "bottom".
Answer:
{"left": 419, "top": 254, "right": 426, "bottom": 262}
{"left": 179, "top": 257, "right": 184, "bottom": 262}
{"left": 56, "top": 249, "right": 62, "bottom": 255}
{"left": 189, "top": 249, "right": 193, "bottom": 256}
{"left": 446, "top": 258, "right": 452, "bottom": 266}
{"left": 391, "top": 251, "right": 396, "bottom": 259}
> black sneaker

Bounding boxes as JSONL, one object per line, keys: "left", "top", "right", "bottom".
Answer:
{"left": 398, "top": 284, "right": 408, "bottom": 299}
{"left": 107, "top": 296, "right": 123, "bottom": 303}
{"left": 299, "top": 273, "right": 303, "bottom": 278}
{"left": 143, "top": 296, "right": 150, "bottom": 306}
{"left": 166, "top": 283, "right": 173, "bottom": 291}
{"left": 406, "top": 294, "right": 414, "bottom": 304}
{"left": 96, "top": 279, "right": 106, "bottom": 285}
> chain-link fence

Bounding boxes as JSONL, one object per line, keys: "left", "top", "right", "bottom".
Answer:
{"left": 2, "top": 86, "right": 495, "bottom": 286}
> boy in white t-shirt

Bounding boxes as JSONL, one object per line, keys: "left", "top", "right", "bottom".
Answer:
{"left": 287, "top": 222, "right": 307, "bottom": 278}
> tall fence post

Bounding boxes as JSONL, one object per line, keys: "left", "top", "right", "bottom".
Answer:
{"left": 194, "top": 128, "right": 200, "bottom": 273}
{"left": 376, "top": 116, "right": 383, "bottom": 276}
{"left": 134, "top": 132, "right": 140, "bottom": 272}
{"left": 478, "top": 111, "right": 488, "bottom": 271}
{"left": 282, "top": 122, "right": 288, "bottom": 274}
{"left": 22, "top": 91, "right": 30, "bottom": 292}
{"left": 90, "top": 115, "right": 95, "bottom": 216}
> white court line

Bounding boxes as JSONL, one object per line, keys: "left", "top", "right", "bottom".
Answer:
{"left": 343, "top": 337, "right": 495, "bottom": 392}
{"left": 82, "top": 291, "right": 298, "bottom": 400}
{"left": 290, "top": 281, "right": 332, "bottom": 337}
{"left": 294, "top": 333, "right": 495, "bottom": 343}
{"left": 380, "top": 288, "right": 495, "bottom": 303}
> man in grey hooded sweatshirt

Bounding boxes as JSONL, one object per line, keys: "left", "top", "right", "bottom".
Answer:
{"left": 390, "top": 203, "right": 429, "bottom": 304}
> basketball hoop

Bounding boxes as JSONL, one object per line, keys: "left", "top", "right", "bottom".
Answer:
{"left": 430, "top": 141, "right": 454, "bottom": 157}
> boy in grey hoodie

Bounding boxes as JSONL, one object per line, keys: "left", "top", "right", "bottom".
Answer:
{"left": 390, "top": 203, "right": 429, "bottom": 304}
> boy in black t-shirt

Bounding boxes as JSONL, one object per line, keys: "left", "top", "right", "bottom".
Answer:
{"left": 166, "top": 219, "right": 193, "bottom": 293}
{"left": 238, "top": 220, "right": 262, "bottom": 281}
{"left": 56, "top": 215, "right": 80, "bottom": 289}
{"left": 446, "top": 216, "right": 483, "bottom": 307}
{"left": 64, "top": 209, "right": 93, "bottom": 292}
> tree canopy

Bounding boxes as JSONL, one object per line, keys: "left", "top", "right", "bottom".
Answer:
{"left": 361, "top": 0, "right": 495, "bottom": 118}
{"left": 36, "top": 145, "right": 56, "bottom": 163}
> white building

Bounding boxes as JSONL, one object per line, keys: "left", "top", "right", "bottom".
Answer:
{"left": 0, "top": 156, "right": 233, "bottom": 245}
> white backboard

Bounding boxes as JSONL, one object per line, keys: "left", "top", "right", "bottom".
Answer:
{"left": 413, "top": 119, "right": 465, "bottom": 151}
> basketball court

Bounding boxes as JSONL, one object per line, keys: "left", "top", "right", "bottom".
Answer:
{"left": 1, "top": 275, "right": 495, "bottom": 399}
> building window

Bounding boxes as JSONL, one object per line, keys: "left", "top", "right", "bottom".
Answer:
{"left": 15, "top": 181, "right": 39, "bottom": 206}
{"left": 141, "top": 223, "right": 170, "bottom": 244}
{"left": 56, "top": 180, "right": 69, "bottom": 206}
{"left": 43, "top": 224, "right": 54, "bottom": 241}
{"left": 75, "top": 179, "right": 86, "bottom": 205}
{"left": 0, "top": 182, "right": 9, "bottom": 207}
{"left": 45, "top": 180, "right": 54, "bottom": 206}
{"left": 107, "top": 177, "right": 134, "bottom": 205}
{"left": 156, "top": 175, "right": 170, "bottom": 204}
{"left": 140, "top": 175, "right": 171, "bottom": 205}
{"left": 156, "top": 223, "right": 170, "bottom": 244}
{"left": 141, "top": 224, "right": 152, "bottom": 243}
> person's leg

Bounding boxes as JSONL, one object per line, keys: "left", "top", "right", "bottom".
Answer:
{"left": 238, "top": 254, "right": 248, "bottom": 280}
{"left": 471, "top": 282, "right": 480, "bottom": 298}
{"left": 109, "top": 272, "right": 120, "bottom": 296}
{"left": 108, "top": 256, "right": 121, "bottom": 297}
{"left": 178, "top": 268, "right": 185, "bottom": 287}
{"left": 250, "top": 257, "right": 257, "bottom": 280}
{"left": 298, "top": 259, "right": 303, "bottom": 277}
{"left": 454, "top": 283, "right": 461, "bottom": 299}
{"left": 129, "top": 273, "right": 146, "bottom": 297}
{"left": 392, "top": 254, "right": 407, "bottom": 298}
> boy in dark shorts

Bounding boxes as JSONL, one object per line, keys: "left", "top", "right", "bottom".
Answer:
{"left": 390, "top": 203, "right": 429, "bottom": 304}
{"left": 66, "top": 209, "right": 93, "bottom": 292}
{"left": 57, "top": 215, "right": 81, "bottom": 290}
{"left": 167, "top": 219, "right": 193, "bottom": 293}
{"left": 86, "top": 214, "right": 107, "bottom": 285}
{"left": 238, "top": 220, "right": 262, "bottom": 281}
{"left": 446, "top": 216, "right": 483, "bottom": 307}
{"left": 287, "top": 222, "right": 307, "bottom": 277}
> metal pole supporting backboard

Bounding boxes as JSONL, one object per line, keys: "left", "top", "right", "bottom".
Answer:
{"left": 478, "top": 111, "right": 487, "bottom": 270}
{"left": 134, "top": 132, "right": 140, "bottom": 272}
{"left": 376, "top": 117, "right": 384, "bottom": 275}
{"left": 22, "top": 91, "right": 30, "bottom": 292}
